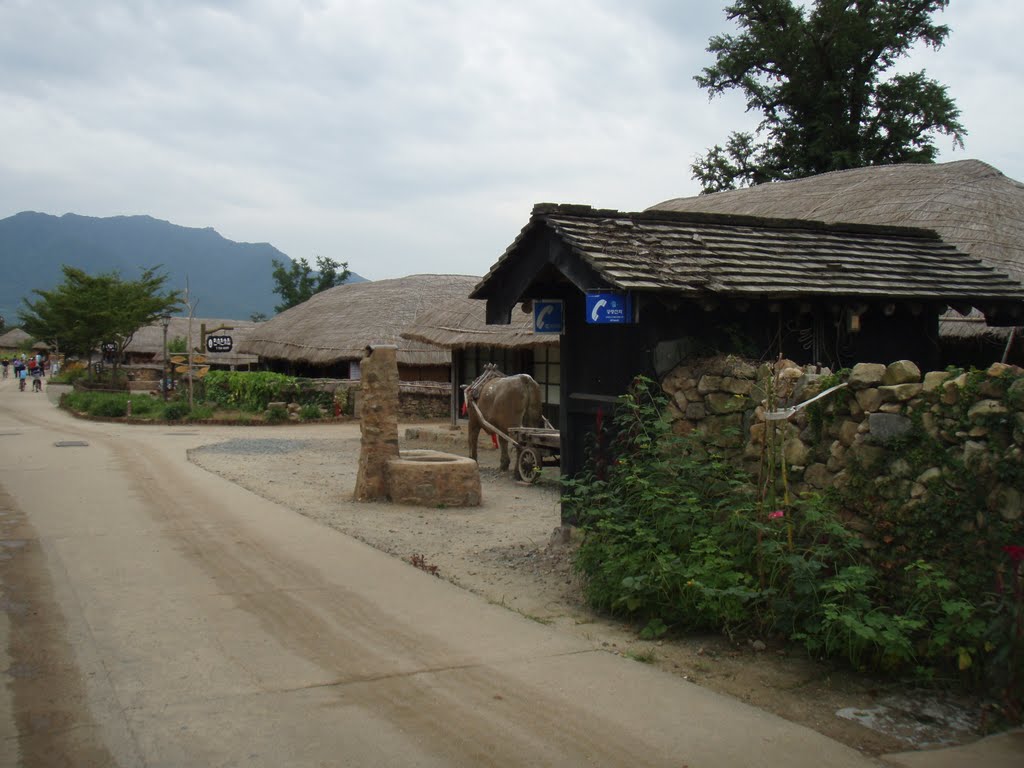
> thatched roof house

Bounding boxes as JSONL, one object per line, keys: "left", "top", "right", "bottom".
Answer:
{"left": 0, "top": 328, "right": 33, "bottom": 354}
{"left": 123, "top": 317, "right": 261, "bottom": 369}
{"left": 241, "top": 275, "right": 482, "bottom": 380}
{"left": 649, "top": 159, "right": 1024, "bottom": 360}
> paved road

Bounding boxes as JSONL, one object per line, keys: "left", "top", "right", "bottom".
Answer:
{"left": 0, "top": 379, "right": 882, "bottom": 767}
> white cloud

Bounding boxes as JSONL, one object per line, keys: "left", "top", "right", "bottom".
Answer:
{"left": 1, "top": 1, "right": 1020, "bottom": 280}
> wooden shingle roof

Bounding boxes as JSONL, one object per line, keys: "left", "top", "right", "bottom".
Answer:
{"left": 400, "top": 295, "right": 556, "bottom": 350}
{"left": 472, "top": 204, "right": 1024, "bottom": 323}
{"left": 650, "top": 159, "right": 1024, "bottom": 286}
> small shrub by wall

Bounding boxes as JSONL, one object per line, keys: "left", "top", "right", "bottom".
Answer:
{"left": 570, "top": 360, "right": 1023, "bottom": 717}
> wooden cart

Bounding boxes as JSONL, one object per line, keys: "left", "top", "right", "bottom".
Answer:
{"left": 507, "top": 426, "right": 560, "bottom": 482}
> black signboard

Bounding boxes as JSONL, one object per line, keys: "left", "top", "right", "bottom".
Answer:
{"left": 206, "top": 335, "right": 233, "bottom": 353}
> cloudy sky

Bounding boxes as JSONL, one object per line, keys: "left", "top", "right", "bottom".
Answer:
{"left": 2, "top": 1, "right": 1021, "bottom": 281}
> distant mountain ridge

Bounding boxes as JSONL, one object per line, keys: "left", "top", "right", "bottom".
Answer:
{"left": 0, "top": 211, "right": 365, "bottom": 323}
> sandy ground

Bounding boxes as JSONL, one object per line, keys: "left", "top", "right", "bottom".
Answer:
{"left": 187, "top": 419, "right": 988, "bottom": 758}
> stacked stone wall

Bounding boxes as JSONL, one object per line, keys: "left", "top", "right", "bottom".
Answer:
{"left": 661, "top": 356, "right": 1024, "bottom": 527}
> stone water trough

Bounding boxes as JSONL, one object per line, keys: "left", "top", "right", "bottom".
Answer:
{"left": 353, "top": 345, "right": 482, "bottom": 508}
{"left": 387, "top": 450, "right": 481, "bottom": 507}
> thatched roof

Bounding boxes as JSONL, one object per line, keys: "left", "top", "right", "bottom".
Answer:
{"left": 124, "top": 317, "right": 261, "bottom": 367}
{"left": 472, "top": 204, "right": 1024, "bottom": 324}
{"left": 649, "top": 160, "right": 1024, "bottom": 336}
{"left": 240, "top": 275, "right": 482, "bottom": 366}
{"left": 0, "top": 328, "right": 32, "bottom": 349}
{"left": 401, "top": 294, "right": 557, "bottom": 350}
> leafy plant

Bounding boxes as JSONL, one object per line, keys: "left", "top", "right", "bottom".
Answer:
{"left": 298, "top": 404, "right": 322, "bottom": 421}
{"left": 565, "top": 374, "right": 1024, "bottom": 712}
{"left": 162, "top": 401, "right": 191, "bottom": 421}
{"left": 266, "top": 405, "right": 289, "bottom": 423}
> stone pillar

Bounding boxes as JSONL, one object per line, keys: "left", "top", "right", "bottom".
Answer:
{"left": 353, "top": 345, "right": 400, "bottom": 501}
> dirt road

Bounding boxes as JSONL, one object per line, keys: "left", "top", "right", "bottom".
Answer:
{"left": 0, "top": 380, "right": 901, "bottom": 765}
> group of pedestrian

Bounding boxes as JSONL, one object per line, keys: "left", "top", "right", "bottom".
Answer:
{"left": 2, "top": 354, "right": 46, "bottom": 392}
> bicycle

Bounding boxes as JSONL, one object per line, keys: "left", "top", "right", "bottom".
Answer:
{"left": 18, "top": 375, "right": 26, "bottom": 392}
{"left": 32, "top": 377, "right": 42, "bottom": 393}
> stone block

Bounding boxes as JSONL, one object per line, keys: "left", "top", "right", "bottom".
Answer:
{"left": 978, "top": 379, "right": 1005, "bottom": 398}
{"left": 698, "top": 374, "right": 723, "bottom": 393}
{"left": 867, "top": 412, "right": 912, "bottom": 442}
{"left": 849, "top": 442, "right": 885, "bottom": 467}
{"left": 837, "top": 419, "right": 860, "bottom": 447}
{"left": 968, "top": 400, "right": 1008, "bottom": 420}
{"left": 987, "top": 362, "right": 1014, "bottom": 378}
{"left": 784, "top": 438, "right": 810, "bottom": 466}
{"left": 878, "top": 383, "right": 923, "bottom": 403}
{"left": 1008, "top": 378, "right": 1024, "bottom": 405}
{"left": 722, "top": 357, "right": 757, "bottom": 379}
{"left": 922, "top": 370, "right": 952, "bottom": 393}
{"left": 705, "top": 392, "right": 749, "bottom": 414}
{"left": 882, "top": 360, "right": 921, "bottom": 385}
{"left": 987, "top": 484, "right": 1022, "bottom": 521}
{"left": 855, "top": 388, "right": 884, "bottom": 413}
{"left": 700, "top": 413, "right": 744, "bottom": 447}
{"left": 804, "top": 463, "right": 832, "bottom": 489}
{"left": 961, "top": 441, "right": 988, "bottom": 471}
{"left": 721, "top": 377, "right": 754, "bottom": 395}
{"left": 848, "top": 363, "right": 886, "bottom": 390}
{"left": 685, "top": 402, "right": 707, "bottom": 420}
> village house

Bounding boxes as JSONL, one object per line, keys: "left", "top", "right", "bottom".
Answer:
{"left": 470, "top": 203, "right": 1024, "bottom": 477}
{"left": 649, "top": 159, "right": 1024, "bottom": 365}
{"left": 399, "top": 293, "right": 560, "bottom": 425}
{"left": 239, "top": 274, "right": 488, "bottom": 416}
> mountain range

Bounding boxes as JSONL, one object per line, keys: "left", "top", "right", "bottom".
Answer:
{"left": 0, "top": 211, "right": 365, "bottom": 324}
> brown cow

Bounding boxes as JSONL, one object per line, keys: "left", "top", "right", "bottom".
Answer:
{"left": 468, "top": 373, "right": 543, "bottom": 472}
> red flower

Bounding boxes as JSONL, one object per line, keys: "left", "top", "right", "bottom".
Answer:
{"left": 1003, "top": 545, "right": 1024, "bottom": 563}
{"left": 768, "top": 510, "right": 785, "bottom": 520}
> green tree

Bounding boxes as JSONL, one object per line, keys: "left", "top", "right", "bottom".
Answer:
{"left": 270, "top": 255, "right": 350, "bottom": 313}
{"left": 692, "top": 0, "right": 966, "bottom": 192}
{"left": 19, "top": 266, "right": 180, "bottom": 378}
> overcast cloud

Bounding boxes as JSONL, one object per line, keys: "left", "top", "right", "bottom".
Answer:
{"left": 1, "top": 1, "right": 1021, "bottom": 280}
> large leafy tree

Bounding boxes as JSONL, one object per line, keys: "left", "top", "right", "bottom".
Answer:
{"left": 271, "top": 255, "right": 350, "bottom": 313}
{"left": 19, "top": 266, "right": 180, "bottom": 375}
{"left": 692, "top": 0, "right": 966, "bottom": 192}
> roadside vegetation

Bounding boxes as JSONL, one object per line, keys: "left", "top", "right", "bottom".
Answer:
{"left": 58, "top": 369, "right": 345, "bottom": 424}
{"left": 564, "top": 377, "right": 1023, "bottom": 727}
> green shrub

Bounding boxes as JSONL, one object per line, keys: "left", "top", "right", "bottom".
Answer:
{"left": 205, "top": 370, "right": 297, "bottom": 411}
{"left": 93, "top": 395, "right": 129, "bottom": 418}
{"left": 565, "top": 376, "right": 1024, "bottom": 711}
{"left": 127, "top": 396, "right": 162, "bottom": 417}
{"left": 189, "top": 404, "right": 214, "bottom": 420}
{"left": 299, "top": 404, "right": 322, "bottom": 421}
{"left": 162, "top": 402, "right": 191, "bottom": 421}
{"left": 266, "top": 405, "right": 289, "bottom": 423}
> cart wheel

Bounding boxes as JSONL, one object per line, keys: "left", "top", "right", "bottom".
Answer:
{"left": 516, "top": 447, "right": 541, "bottom": 483}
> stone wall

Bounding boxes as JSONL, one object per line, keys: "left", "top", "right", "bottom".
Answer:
{"left": 661, "top": 356, "right": 1024, "bottom": 526}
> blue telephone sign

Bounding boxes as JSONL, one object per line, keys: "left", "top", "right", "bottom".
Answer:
{"left": 585, "top": 292, "right": 632, "bottom": 324}
{"left": 533, "top": 300, "right": 564, "bottom": 334}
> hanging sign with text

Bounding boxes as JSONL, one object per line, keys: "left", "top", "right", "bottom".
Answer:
{"left": 206, "top": 335, "right": 233, "bottom": 353}
{"left": 585, "top": 292, "right": 633, "bottom": 325}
